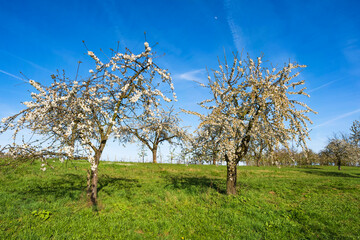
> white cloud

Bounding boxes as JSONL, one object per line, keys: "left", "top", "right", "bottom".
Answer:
{"left": 342, "top": 38, "right": 360, "bottom": 77}
{"left": 176, "top": 69, "right": 207, "bottom": 83}
{"left": 95, "top": 0, "right": 127, "bottom": 48}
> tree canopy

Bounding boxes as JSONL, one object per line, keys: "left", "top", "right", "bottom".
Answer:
{"left": 184, "top": 53, "right": 316, "bottom": 194}
{"left": 0, "top": 42, "right": 176, "bottom": 205}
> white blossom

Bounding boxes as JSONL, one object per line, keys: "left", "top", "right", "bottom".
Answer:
{"left": 0, "top": 41, "right": 176, "bottom": 204}
{"left": 183, "top": 53, "right": 316, "bottom": 194}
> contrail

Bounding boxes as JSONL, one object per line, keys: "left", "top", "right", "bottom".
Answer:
{"left": 0, "top": 69, "right": 28, "bottom": 83}
{"left": 313, "top": 108, "right": 360, "bottom": 129}
{"left": 224, "top": 0, "right": 245, "bottom": 53}
{"left": 0, "top": 49, "right": 53, "bottom": 74}
{"left": 308, "top": 79, "right": 339, "bottom": 93}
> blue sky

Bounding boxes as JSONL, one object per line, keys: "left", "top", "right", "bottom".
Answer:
{"left": 0, "top": 0, "right": 359, "bottom": 161}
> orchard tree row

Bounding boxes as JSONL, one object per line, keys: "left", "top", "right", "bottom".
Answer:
{"left": 1, "top": 41, "right": 316, "bottom": 205}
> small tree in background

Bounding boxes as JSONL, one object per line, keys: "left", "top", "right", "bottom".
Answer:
{"left": 168, "top": 144, "right": 177, "bottom": 164}
{"left": 248, "top": 132, "right": 274, "bottom": 167}
{"left": 123, "top": 106, "right": 187, "bottom": 163}
{"left": 350, "top": 120, "right": 360, "bottom": 147}
{"left": 191, "top": 124, "right": 223, "bottom": 165}
{"left": 138, "top": 142, "right": 148, "bottom": 163}
{"left": 184, "top": 53, "right": 316, "bottom": 195}
{"left": 297, "top": 149, "right": 319, "bottom": 166}
{"left": 321, "top": 134, "right": 359, "bottom": 170}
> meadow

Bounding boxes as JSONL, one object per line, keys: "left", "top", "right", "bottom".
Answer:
{"left": 0, "top": 159, "right": 359, "bottom": 239}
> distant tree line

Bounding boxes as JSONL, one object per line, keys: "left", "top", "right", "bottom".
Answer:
{"left": 183, "top": 119, "right": 360, "bottom": 169}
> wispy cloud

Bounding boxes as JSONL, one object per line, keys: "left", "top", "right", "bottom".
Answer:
{"left": 96, "top": 0, "right": 127, "bottom": 48}
{"left": 308, "top": 79, "right": 338, "bottom": 93}
{"left": 176, "top": 69, "right": 207, "bottom": 83}
{"left": 342, "top": 38, "right": 360, "bottom": 77}
{"left": 0, "top": 69, "right": 27, "bottom": 83}
{"left": 312, "top": 108, "right": 360, "bottom": 129}
{"left": 0, "top": 50, "right": 53, "bottom": 74}
{"left": 224, "top": 0, "right": 245, "bottom": 53}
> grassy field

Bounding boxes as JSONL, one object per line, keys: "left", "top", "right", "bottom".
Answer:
{"left": 0, "top": 159, "right": 359, "bottom": 239}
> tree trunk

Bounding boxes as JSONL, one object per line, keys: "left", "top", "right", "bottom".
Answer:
{"left": 337, "top": 158, "right": 341, "bottom": 170}
{"left": 87, "top": 166, "right": 98, "bottom": 206}
{"left": 226, "top": 155, "right": 237, "bottom": 195}
{"left": 152, "top": 148, "right": 157, "bottom": 163}
{"left": 212, "top": 152, "right": 217, "bottom": 165}
{"left": 256, "top": 147, "right": 263, "bottom": 167}
{"left": 86, "top": 169, "right": 92, "bottom": 195}
{"left": 87, "top": 146, "right": 104, "bottom": 206}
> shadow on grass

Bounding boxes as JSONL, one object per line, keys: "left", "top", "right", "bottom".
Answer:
{"left": 296, "top": 166, "right": 323, "bottom": 169}
{"left": 303, "top": 170, "right": 360, "bottom": 178}
{"left": 164, "top": 174, "right": 227, "bottom": 194}
{"left": 16, "top": 173, "right": 140, "bottom": 200}
{"left": 17, "top": 173, "right": 85, "bottom": 200}
{"left": 98, "top": 174, "right": 140, "bottom": 194}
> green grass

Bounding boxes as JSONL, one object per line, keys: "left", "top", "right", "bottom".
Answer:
{"left": 1, "top": 159, "right": 359, "bottom": 239}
